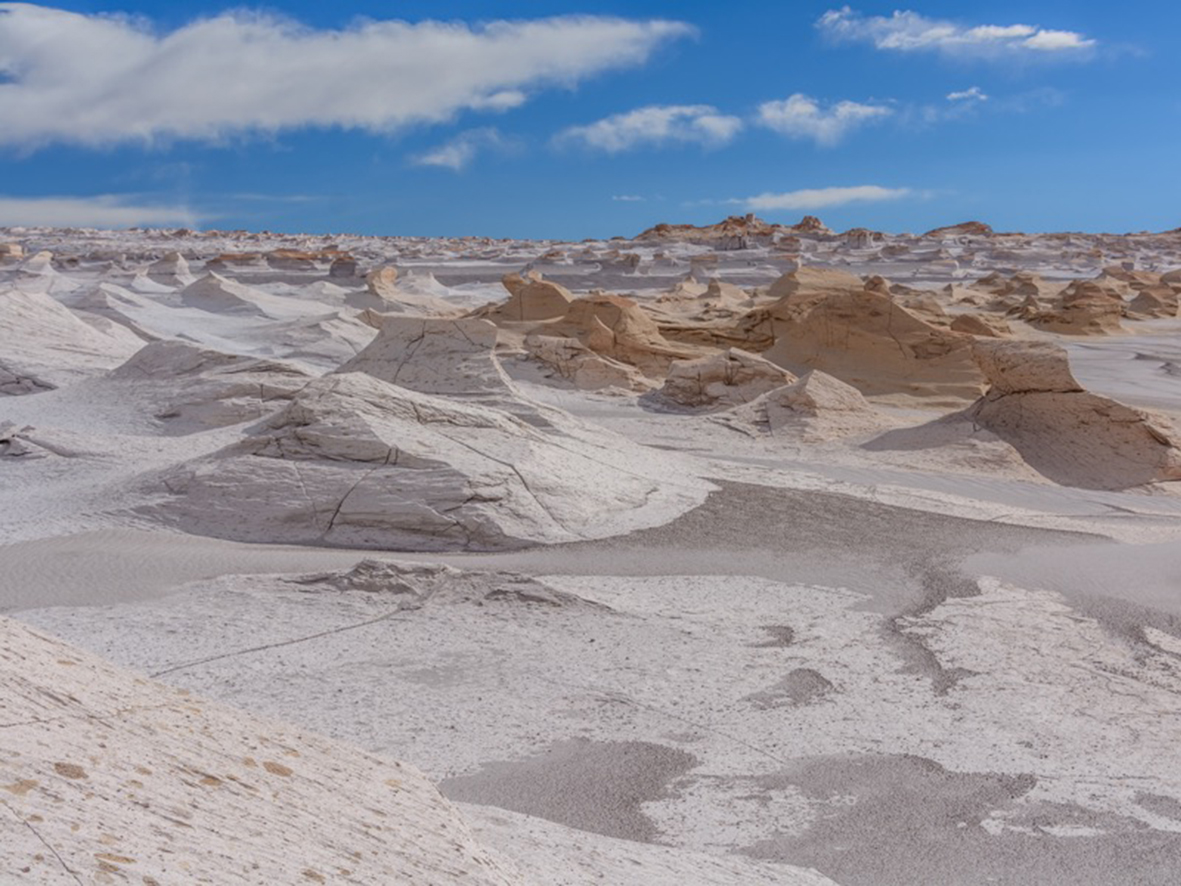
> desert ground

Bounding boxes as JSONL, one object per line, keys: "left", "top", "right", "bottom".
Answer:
{"left": 4, "top": 214, "right": 1181, "bottom": 884}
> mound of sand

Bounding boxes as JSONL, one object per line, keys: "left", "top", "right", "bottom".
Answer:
{"left": 141, "top": 371, "right": 710, "bottom": 550}
{"left": 0, "top": 615, "right": 520, "bottom": 885}
{"left": 0, "top": 286, "right": 141, "bottom": 394}
{"left": 654, "top": 348, "right": 796, "bottom": 410}
{"left": 967, "top": 341, "right": 1181, "bottom": 488}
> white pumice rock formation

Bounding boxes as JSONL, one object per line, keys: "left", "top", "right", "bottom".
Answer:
{"left": 0, "top": 286, "right": 141, "bottom": 394}
{"left": 141, "top": 371, "right": 711, "bottom": 549}
{"left": 0, "top": 615, "right": 521, "bottom": 885}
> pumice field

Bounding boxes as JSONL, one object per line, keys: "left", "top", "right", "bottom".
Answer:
{"left": 5, "top": 215, "right": 1181, "bottom": 884}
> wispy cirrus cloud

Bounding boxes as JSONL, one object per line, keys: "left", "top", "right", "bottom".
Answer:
{"left": 0, "top": 4, "right": 693, "bottom": 150}
{"left": 555, "top": 104, "right": 743, "bottom": 153}
{"left": 0, "top": 194, "right": 201, "bottom": 228}
{"left": 755, "top": 94, "right": 892, "bottom": 146}
{"left": 817, "top": 7, "right": 1097, "bottom": 59}
{"left": 410, "top": 128, "right": 514, "bottom": 171}
{"left": 744, "top": 185, "right": 912, "bottom": 212}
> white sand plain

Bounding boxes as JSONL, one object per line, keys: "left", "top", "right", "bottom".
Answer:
{"left": 3, "top": 218, "right": 1181, "bottom": 884}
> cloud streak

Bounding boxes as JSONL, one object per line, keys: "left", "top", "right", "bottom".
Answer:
{"left": 744, "top": 185, "right": 911, "bottom": 212}
{"left": 556, "top": 104, "right": 742, "bottom": 153}
{"left": 0, "top": 5, "right": 693, "bottom": 149}
{"left": 411, "top": 128, "right": 512, "bottom": 171}
{"left": 756, "top": 94, "right": 891, "bottom": 146}
{"left": 0, "top": 194, "right": 200, "bottom": 228}
{"left": 817, "top": 7, "right": 1096, "bottom": 59}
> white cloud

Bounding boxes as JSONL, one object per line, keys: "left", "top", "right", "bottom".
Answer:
{"left": 0, "top": 194, "right": 200, "bottom": 228}
{"left": 755, "top": 94, "right": 891, "bottom": 146}
{"left": 744, "top": 185, "right": 911, "bottom": 212}
{"left": 947, "top": 86, "right": 988, "bottom": 102}
{"left": 816, "top": 7, "right": 1096, "bottom": 58}
{"left": 556, "top": 104, "right": 743, "bottom": 153}
{"left": 612, "top": 195, "right": 645, "bottom": 202}
{"left": 0, "top": 5, "right": 693, "bottom": 149}
{"left": 411, "top": 128, "right": 510, "bottom": 171}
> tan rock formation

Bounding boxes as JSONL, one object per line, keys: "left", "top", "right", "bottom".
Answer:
{"left": 1032, "top": 280, "right": 1125, "bottom": 335}
{"left": 744, "top": 286, "right": 985, "bottom": 402}
{"left": 523, "top": 334, "right": 654, "bottom": 391}
{"left": 1127, "top": 285, "right": 1179, "bottom": 319}
{"left": 967, "top": 340, "right": 1181, "bottom": 488}
{"left": 767, "top": 266, "right": 864, "bottom": 302}
{"left": 722, "top": 370, "right": 885, "bottom": 440}
{"left": 923, "top": 221, "right": 993, "bottom": 238}
{"left": 486, "top": 271, "right": 574, "bottom": 322}
{"left": 950, "top": 313, "right": 1013, "bottom": 338}
{"left": 546, "top": 293, "right": 701, "bottom": 376}
{"left": 656, "top": 348, "right": 796, "bottom": 410}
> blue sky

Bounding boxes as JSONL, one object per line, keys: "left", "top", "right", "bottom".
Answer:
{"left": 0, "top": 1, "right": 1177, "bottom": 238}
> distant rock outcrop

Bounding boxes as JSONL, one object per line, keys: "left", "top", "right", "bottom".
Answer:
{"left": 923, "top": 221, "right": 993, "bottom": 238}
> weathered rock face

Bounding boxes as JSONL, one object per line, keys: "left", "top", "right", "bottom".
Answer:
{"left": 111, "top": 340, "right": 313, "bottom": 430}
{"left": 337, "top": 317, "right": 510, "bottom": 399}
{"left": 923, "top": 221, "right": 994, "bottom": 238}
{"left": 1127, "top": 285, "right": 1179, "bottom": 319}
{"left": 366, "top": 265, "right": 399, "bottom": 299}
{"left": 0, "top": 615, "right": 521, "bottom": 885}
{"left": 656, "top": 348, "right": 796, "bottom": 410}
{"left": 950, "top": 313, "right": 1013, "bottom": 338}
{"left": 721, "top": 370, "right": 885, "bottom": 440}
{"left": 486, "top": 271, "right": 574, "bottom": 322}
{"left": 1033, "top": 280, "right": 1126, "bottom": 335}
{"left": 142, "top": 371, "right": 710, "bottom": 550}
{"left": 746, "top": 287, "right": 985, "bottom": 402}
{"left": 967, "top": 340, "right": 1181, "bottom": 489}
{"left": 0, "top": 242, "right": 24, "bottom": 261}
{"left": 766, "top": 266, "right": 864, "bottom": 302}
{"left": 522, "top": 335, "right": 654, "bottom": 392}
{"left": 547, "top": 293, "right": 701, "bottom": 376}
